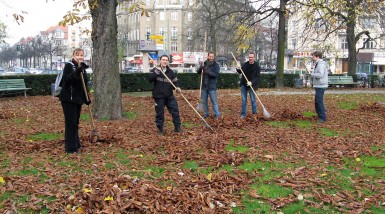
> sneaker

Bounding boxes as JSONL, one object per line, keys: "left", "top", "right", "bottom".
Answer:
{"left": 240, "top": 115, "right": 245, "bottom": 119}
{"left": 317, "top": 119, "right": 326, "bottom": 124}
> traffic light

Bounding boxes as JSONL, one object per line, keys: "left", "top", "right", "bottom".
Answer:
{"left": 146, "top": 32, "right": 150, "bottom": 40}
{"left": 169, "top": 55, "right": 173, "bottom": 63}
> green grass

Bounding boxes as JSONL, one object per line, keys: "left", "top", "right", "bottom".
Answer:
{"left": 292, "top": 120, "right": 313, "bottom": 128}
{"left": 181, "top": 122, "right": 196, "bottom": 128}
{"left": 361, "top": 156, "right": 385, "bottom": 168}
{"left": 265, "top": 121, "right": 290, "bottom": 128}
{"left": 303, "top": 111, "right": 317, "bottom": 117}
{"left": 225, "top": 139, "right": 249, "bottom": 153}
{"left": 27, "top": 132, "right": 62, "bottom": 141}
{"left": 251, "top": 183, "right": 293, "bottom": 198}
{"left": 319, "top": 128, "right": 340, "bottom": 137}
{"left": 145, "top": 166, "right": 165, "bottom": 178}
{"left": 124, "top": 92, "right": 152, "bottom": 97}
{"left": 371, "top": 145, "right": 385, "bottom": 152}
{"left": 123, "top": 111, "right": 137, "bottom": 120}
{"left": 337, "top": 101, "right": 358, "bottom": 110}
{"left": 233, "top": 197, "right": 271, "bottom": 214}
{"left": 183, "top": 160, "right": 199, "bottom": 171}
{"left": 199, "top": 166, "right": 214, "bottom": 174}
{"left": 218, "top": 164, "right": 234, "bottom": 172}
{"left": 11, "top": 118, "right": 24, "bottom": 124}
{"left": 80, "top": 113, "right": 90, "bottom": 121}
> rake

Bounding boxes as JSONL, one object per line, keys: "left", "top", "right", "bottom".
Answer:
{"left": 80, "top": 72, "right": 99, "bottom": 143}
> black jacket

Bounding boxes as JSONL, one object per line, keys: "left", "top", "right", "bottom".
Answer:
{"left": 197, "top": 60, "right": 220, "bottom": 91}
{"left": 237, "top": 61, "right": 261, "bottom": 90}
{"left": 59, "top": 60, "right": 89, "bottom": 105}
{"left": 148, "top": 66, "right": 179, "bottom": 99}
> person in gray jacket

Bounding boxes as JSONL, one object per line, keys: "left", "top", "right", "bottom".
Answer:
{"left": 308, "top": 51, "right": 328, "bottom": 123}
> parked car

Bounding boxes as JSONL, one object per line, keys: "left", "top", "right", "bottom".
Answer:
{"left": 0, "top": 67, "right": 4, "bottom": 72}
{"left": 27, "top": 68, "right": 44, "bottom": 74}
{"left": 356, "top": 72, "right": 368, "bottom": 81}
{"left": 41, "top": 70, "right": 61, "bottom": 75}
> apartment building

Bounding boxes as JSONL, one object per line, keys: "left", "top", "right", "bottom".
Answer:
{"left": 287, "top": 11, "right": 385, "bottom": 75}
{"left": 117, "top": 0, "right": 195, "bottom": 69}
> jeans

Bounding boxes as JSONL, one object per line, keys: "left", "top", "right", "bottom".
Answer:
{"left": 315, "top": 88, "right": 326, "bottom": 121}
{"left": 240, "top": 85, "right": 257, "bottom": 116}
{"left": 201, "top": 88, "right": 220, "bottom": 118}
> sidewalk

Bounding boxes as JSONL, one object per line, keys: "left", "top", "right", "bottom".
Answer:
{"left": 256, "top": 88, "right": 385, "bottom": 95}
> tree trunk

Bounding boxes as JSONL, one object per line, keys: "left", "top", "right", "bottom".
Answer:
{"left": 275, "top": 0, "right": 287, "bottom": 88}
{"left": 89, "top": 0, "right": 122, "bottom": 120}
{"left": 346, "top": 6, "right": 356, "bottom": 76}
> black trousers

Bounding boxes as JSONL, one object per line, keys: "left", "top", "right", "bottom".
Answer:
{"left": 154, "top": 95, "right": 181, "bottom": 129}
{"left": 61, "top": 102, "right": 82, "bottom": 153}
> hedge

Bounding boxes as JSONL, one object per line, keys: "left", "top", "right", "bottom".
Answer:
{"left": 0, "top": 72, "right": 300, "bottom": 96}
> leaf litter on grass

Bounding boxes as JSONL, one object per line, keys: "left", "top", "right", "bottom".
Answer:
{"left": 0, "top": 89, "right": 385, "bottom": 213}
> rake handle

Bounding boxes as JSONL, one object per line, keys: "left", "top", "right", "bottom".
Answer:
{"left": 80, "top": 73, "right": 96, "bottom": 128}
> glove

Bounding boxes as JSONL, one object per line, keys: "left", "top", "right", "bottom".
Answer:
{"left": 175, "top": 87, "right": 182, "bottom": 93}
{"left": 247, "top": 81, "right": 252, "bottom": 87}
{"left": 80, "top": 62, "right": 89, "bottom": 69}
{"left": 85, "top": 99, "right": 91, "bottom": 105}
{"left": 203, "top": 69, "right": 209, "bottom": 75}
{"left": 199, "top": 65, "right": 204, "bottom": 71}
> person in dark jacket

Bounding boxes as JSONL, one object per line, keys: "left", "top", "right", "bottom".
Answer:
{"left": 236, "top": 51, "right": 261, "bottom": 118}
{"left": 197, "top": 51, "right": 220, "bottom": 118}
{"left": 59, "top": 48, "right": 90, "bottom": 153}
{"left": 148, "top": 55, "right": 182, "bottom": 135}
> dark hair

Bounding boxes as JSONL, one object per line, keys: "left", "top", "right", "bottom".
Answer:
{"left": 312, "top": 51, "right": 323, "bottom": 58}
{"left": 248, "top": 51, "right": 256, "bottom": 57}
{"left": 207, "top": 51, "right": 214, "bottom": 56}
{"left": 160, "top": 54, "right": 169, "bottom": 60}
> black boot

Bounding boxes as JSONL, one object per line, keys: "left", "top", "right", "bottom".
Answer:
{"left": 157, "top": 126, "right": 164, "bottom": 135}
{"left": 174, "top": 126, "right": 182, "bottom": 133}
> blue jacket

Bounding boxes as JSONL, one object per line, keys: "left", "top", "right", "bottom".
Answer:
{"left": 196, "top": 60, "right": 220, "bottom": 91}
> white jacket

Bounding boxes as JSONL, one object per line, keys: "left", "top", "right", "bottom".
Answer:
{"left": 311, "top": 59, "right": 328, "bottom": 88}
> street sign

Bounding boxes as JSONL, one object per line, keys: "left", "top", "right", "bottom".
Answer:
{"left": 150, "top": 35, "right": 164, "bottom": 39}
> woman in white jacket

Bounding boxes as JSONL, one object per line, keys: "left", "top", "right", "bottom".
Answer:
{"left": 309, "top": 51, "right": 328, "bottom": 123}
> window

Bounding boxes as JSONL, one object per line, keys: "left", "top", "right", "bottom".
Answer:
{"left": 171, "top": 27, "right": 177, "bottom": 39}
{"left": 171, "top": 42, "right": 178, "bottom": 52}
{"left": 361, "top": 17, "right": 374, "bottom": 29}
{"left": 187, "top": 45, "right": 192, "bottom": 52}
{"left": 171, "top": 12, "right": 178, "bottom": 21}
{"left": 363, "top": 38, "right": 374, "bottom": 49}
{"left": 341, "top": 37, "right": 348, "bottom": 49}
{"left": 187, "top": 28, "right": 192, "bottom": 40}
{"left": 160, "top": 12, "right": 165, "bottom": 20}
{"left": 291, "top": 20, "right": 297, "bottom": 32}
{"left": 291, "top": 38, "right": 297, "bottom": 50}
{"left": 159, "top": 27, "right": 165, "bottom": 36}
{"left": 56, "top": 40, "right": 62, "bottom": 45}
{"left": 147, "top": 13, "right": 151, "bottom": 21}
{"left": 187, "top": 12, "right": 192, "bottom": 21}
{"left": 146, "top": 27, "right": 151, "bottom": 40}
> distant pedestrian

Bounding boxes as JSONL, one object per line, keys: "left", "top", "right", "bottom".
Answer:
{"left": 60, "top": 48, "right": 91, "bottom": 154}
{"left": 148, "top": 55, "right": 182, "bottom": 135}
{"left": 236, "top": 51, "right": 261, "bottom": 118}
{"left": 308, "top": 51, "right": 328, "bottom": 124}
{"left": 197, "top": 51, "right": 221, "bottom": 119}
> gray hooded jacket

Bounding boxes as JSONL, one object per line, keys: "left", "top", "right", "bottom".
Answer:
{"left": 311, "top": 59, "right": 328, "bottom": 88}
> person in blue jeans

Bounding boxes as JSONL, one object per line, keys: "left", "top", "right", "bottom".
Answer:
{"left": 308, "top": 51, "right": 328, "bottom": 123}
{"left": 197, "top": 51, "right": 220, "bottom": 118}
{"left": 236, "top": 51, "right": 261, "bottom": 118}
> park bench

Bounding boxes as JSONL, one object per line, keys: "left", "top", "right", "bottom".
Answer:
{"left": 0, "top": 79, "right": 31, "bottom": 97}
{"left": 328, "top": 76, "right": 358, "bottom": 87}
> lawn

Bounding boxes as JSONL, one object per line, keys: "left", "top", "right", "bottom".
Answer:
{"left": 1, "top": 88, "right": 385, "bottom": 213}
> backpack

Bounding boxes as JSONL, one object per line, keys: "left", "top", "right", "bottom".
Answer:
{"left": 53, "top": 62, "right": 76, "bottom": 97}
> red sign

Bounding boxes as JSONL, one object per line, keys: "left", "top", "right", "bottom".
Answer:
{"left": 171, "top": 53, "right": 183, "bottom": 64}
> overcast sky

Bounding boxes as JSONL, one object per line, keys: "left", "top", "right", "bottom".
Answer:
{"left": 1, "top": 0, "right": 74, "bottom": 45}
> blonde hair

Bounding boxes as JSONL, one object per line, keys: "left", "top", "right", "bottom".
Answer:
{"left": 73, "top": 48, "right": 84, "bottom": 56}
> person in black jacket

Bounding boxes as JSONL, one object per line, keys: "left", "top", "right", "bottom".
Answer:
{"left": 59, "top": 48, "right": 90, "bottom": 153}
{"left": 236, "top": 51, "right": 261, "bottom": 118}
{"left": 197, "top": 51, "right": 220, "bottom": 118}
{"left": 148, "top": 55, "right": 182, "bottom": 135}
